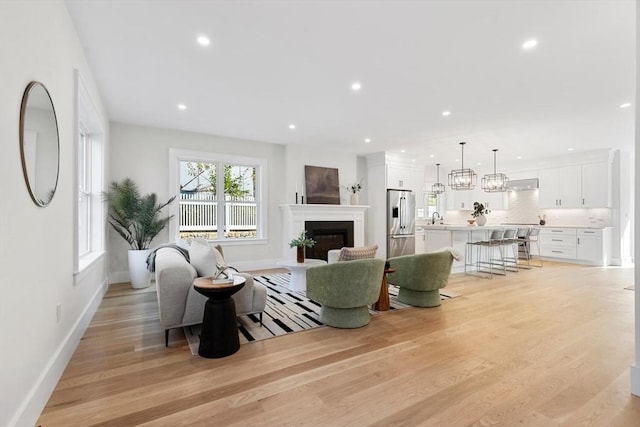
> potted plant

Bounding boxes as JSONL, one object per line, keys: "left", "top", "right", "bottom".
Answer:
{"left": 107, "top": 178, "right": 176, "bottom": 288}
{"left": 346, "top": 182, "right": 362, "bottom": 205}
{"left": 471, "top": 202, "right": 490, "bottom": 226}
{"left": 289, "top": 230, "right": 316, "bottom": 263}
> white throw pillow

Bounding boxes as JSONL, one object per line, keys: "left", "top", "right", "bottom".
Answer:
{"left": 188, "top": 239, "right": 217, "bottom": 277}
{"left": 188, "top": 239, "right": 231, "bottom": 278}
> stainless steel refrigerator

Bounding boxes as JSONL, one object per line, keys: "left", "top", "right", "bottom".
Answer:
{"left": 387, "top": 189, "right": 416, "bottom": 258}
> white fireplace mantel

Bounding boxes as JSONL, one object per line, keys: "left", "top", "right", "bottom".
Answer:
{"left": 279, "top": 204, "right": 369, "bottom": 260}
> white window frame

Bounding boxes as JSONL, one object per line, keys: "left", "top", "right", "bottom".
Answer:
{"left": 74, "top": 71, "right": 105, "bottom": 275}
{"left": 169, "top": 148, "right": 268, "bottom": 245}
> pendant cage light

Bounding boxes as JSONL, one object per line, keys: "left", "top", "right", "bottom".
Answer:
{"left": 481, "top": 148, "right": 509, "bottom": 192}
{"left": 448, "top": 142, "right": 477, "bottom": 190}
{"left": 431, "top": 163, "right": 445, "bottom": 194}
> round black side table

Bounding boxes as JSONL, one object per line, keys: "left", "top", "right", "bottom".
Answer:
{"left": 193, "top": 276, "right": 246, "bottom": 358}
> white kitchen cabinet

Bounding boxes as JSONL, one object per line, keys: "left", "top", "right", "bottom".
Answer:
{"left": 539, "top": 227, "right": 610, "bottom": 265}
{"left": 539, "top": 228, "right": 577, "bottom": 259}
{"left": 446, "top": 187, "right": 507, "bottom": 211}
{"left": 538, "top": 166, "right": 582, "bottom": 208}
{"left": 581, "top": 162, "right": 611, "bottom": 207}
{"left": 474, "top": 189, "right": 508, "bottom": 211}
{"left": 446, "top": 189, "right": 474, "bottom": 210}
{"left": 576, "top": 229, "right": 601, "bottom": 264}
{"left": 387, "top": 164, "right": 411, "bottom": 189}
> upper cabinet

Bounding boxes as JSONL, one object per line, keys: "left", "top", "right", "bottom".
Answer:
{"left": 538, "top": 165, "right": 582, "bottom": 208}
{"left": 581, "top": 162, "right": 611, "bottom": 208}
{"left": 386, "top": 160, "right": 427, "bottom": 214}
{"left": 538, "top": 162, "right": 611, "bottom": 209}
{"left": 446, "top": 188, "right": 474, "bottom": 210}
{"left": 445, "top": 186, "right": 507, "bottom": 211}
{"left": 387, "top": 163, "right": 412, "bottom": 190}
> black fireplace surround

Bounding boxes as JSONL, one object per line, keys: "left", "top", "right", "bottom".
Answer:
{"left": 304, "top": 221, "right": 354, "bottom": 261}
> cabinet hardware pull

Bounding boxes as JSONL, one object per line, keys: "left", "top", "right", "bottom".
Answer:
{"left": 552, "top": 239, "right": 562, "bottom": 242}
{"left": 552, "top": 250, "right": 563, "bottom": 253}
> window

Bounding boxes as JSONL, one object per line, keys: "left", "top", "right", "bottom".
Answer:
{"left": 78, "top": 130, "right": 90, "bottom": 256}
{"left": 169, "top": 149, "right": 266, "bottom": 243}
{"left": 426, "top": 192, "right": 439, "bottom": 218}
{"left": 75, "top": 72, "right": 105, "bottom": 272}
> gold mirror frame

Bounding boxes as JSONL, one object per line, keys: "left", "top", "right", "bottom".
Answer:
{"left": 19, "top": 81, "right": 60, "bottom": 207}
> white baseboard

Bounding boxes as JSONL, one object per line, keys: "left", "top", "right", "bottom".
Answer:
{"left": 632, "top": 365, "right": 640, "bottom": 397}
{"left": 13, "top": 279, "right": 109, "bottom": 427}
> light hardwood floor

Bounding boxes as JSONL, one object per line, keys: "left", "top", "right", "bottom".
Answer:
{"left": 38, "top": 262, "right": 639, "bottom": 426}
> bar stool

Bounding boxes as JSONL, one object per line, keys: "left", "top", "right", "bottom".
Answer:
{"left": 522, "top": 228, "right": 543, "bottom": 267}
{"left": 498, "top": 228, "right": 519, "bottom": 272}
{"left": 465, "top": 229, "right": 506, "bottom": 278}
{"left": 515, "top": 228, "right": 532, "bottom": 269}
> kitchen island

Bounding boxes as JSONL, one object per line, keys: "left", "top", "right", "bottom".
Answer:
{"left": 417, "top": 223, "right": 612, "bottom": 269}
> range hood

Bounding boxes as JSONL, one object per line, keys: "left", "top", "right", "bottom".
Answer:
{"left": 506, "top": 178, "right": 538, "bottom": 191}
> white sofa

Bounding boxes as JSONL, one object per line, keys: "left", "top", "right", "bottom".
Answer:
{"left": 154, "top": 245, "right": 267, "bottom": 346}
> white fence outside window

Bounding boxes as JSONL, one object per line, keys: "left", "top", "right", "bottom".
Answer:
{"left": 179, "top": 192, "right": 257, "bottom": 232}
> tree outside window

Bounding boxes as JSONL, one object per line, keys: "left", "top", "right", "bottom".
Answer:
{"left": 179, "top": 161, "right": 258, "bottom": 240}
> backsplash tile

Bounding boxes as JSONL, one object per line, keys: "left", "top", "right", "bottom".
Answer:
{"left": 443, "top": 189, "right": 612, "bottom": 227}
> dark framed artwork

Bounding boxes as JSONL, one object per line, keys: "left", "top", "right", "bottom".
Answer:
{"left": 304, "top": 165, "right": 340, "bottom": 204}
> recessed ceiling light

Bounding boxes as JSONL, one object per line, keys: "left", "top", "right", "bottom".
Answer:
{"left": 568, "top": 147, "right": 575, "bottom": 151}
{"left": 619, "top": 102, "right": 631, "bottom": 109}
{"left": 476, "top": 162, "right": 482, "bottom": 166}
{"left": 288, "top": 124, "right": 296, "bottom": 130}
{"left": 400, "top": 149, "right": 406, "bottom": 153}
{"left": 364, "top": 138, "right": 371, "bottom": 143}
{"left": 516, "top": 156, "right": 522, "bottom": 160}
{"left": 455, "top": 158, "right": 460, "bottom": 162}
{"left": 177, "top": 104, "right": 187, "bottom": 110}
{"left": 429, "top": 154, "right": 435, "bottom": 158}
{"left": 197, "top": 35, "right": 211, "bottom": 46}
{"left": 351, "top": 81, "right": 362, "bottom": 91}
{"left": 442, "top": 111, "right": 451, "bottom": 116}
{"left": 522, "top": 39, "right": 538, "bottom": 50}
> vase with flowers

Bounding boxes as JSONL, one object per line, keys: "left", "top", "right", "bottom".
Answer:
{"left": 289, "top": 230, "right": 316, "bottom": 263}
{"left": 471, "top": 202, "right": 490, "bottom": 226}
{"left": 346, "top": 182, "right": 362, "bottom": 205}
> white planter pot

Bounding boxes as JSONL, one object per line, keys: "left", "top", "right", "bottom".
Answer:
{"left": 350, "top": 193, "right": 360, "bottom": 205}
{"left": 476, "top": 214, "right": 487, "bottom": 226}
{"left": 128, "top": 249, "right": 152, "bottom": 289}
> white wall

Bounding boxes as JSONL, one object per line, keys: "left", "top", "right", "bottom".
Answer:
{"left": 0, "top": 1, "right": 109, "bottom": 426}
{"left": 283, "top": 144, "right": 361, "bottom": 205}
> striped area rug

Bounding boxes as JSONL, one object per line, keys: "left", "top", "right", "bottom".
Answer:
{"left": 184, "top": 273, "right": 459, "bottom": 355}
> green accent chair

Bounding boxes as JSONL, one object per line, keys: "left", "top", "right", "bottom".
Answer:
{"left": 387, "top": 251, "right": 454, "bottom": 307}
{"left": 306, "top": 258, "right": 385, "bottom": 328}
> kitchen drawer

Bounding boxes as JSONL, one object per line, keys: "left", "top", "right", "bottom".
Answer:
{"left": 577, "top": 229, "right": 601, "bottom": 237}
{"left": 540, "top": 235, "right": 577, "bottom": 247}
{"left": 541, "top": 245, "right": 577, "bottom": 259}
{"left": 539, "top": 228, "right": 577, "bottom": 236}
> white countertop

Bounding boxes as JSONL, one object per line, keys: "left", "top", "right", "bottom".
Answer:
{"left": 418, "top": 224, "right": 610, "bottom": 231}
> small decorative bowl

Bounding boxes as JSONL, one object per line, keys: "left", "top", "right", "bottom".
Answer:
{"left": 467, "top": 219, "right": 476, "bottom": 225}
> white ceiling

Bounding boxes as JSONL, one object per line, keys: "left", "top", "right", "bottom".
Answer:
{"left": 65, "top": 0, "right": 635, "bottom": 169}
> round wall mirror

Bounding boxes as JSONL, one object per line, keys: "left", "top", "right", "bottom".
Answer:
{"left": 19, "top": 81, "right": 60, "bottom": 207}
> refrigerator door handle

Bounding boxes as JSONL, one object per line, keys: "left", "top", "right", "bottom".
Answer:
{"left": 390, "top": 235, "right": 416, "bottom": 239}
{"left": 399, "top": 195, "right": 405, "bottom": 230}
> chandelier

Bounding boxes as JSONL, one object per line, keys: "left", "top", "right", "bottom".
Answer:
{"left": 448, "top": 142, "right": 477, "bottom": 190}
{"left": 431, "top": 163, "right": 445, "bottom": 194}
{"left": 481, "top": 149, "right": 509, "bottom": 192}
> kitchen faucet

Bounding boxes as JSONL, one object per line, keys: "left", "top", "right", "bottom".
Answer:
{"left": 432, "top": 211, "right": 441, "bottom": 225}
